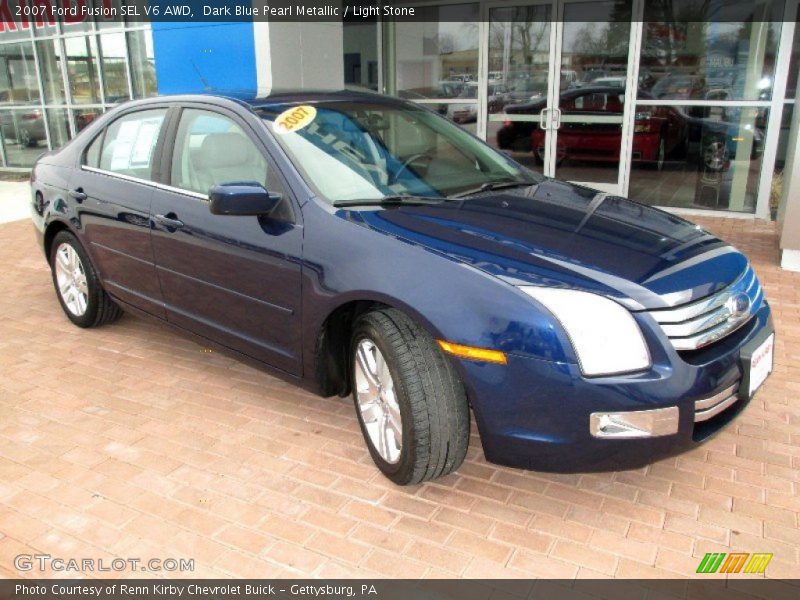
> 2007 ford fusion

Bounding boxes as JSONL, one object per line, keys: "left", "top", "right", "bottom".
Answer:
{"left": 30, "top": 91, "right": 774, "bottom": 485}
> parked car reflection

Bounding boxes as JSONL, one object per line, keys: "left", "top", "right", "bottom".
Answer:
{"left": 507, "top": 76, "right": 549, "bottom": 104}
{"left": 0, "top": 110, "right": 46, "bottom": 147}
{"left": 446, "top": 82, "right": 508, "bottom": 123}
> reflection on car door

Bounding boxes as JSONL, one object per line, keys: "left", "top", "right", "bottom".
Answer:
{"left": 150, "top": 106, "right": 303, "bottom": 375}
{"left": 74, "top": 107, "right": 168, "bottom": 317}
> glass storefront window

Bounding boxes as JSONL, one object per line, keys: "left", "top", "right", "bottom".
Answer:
{"left": 640, "top": 1, "right": 784, "bottom": 101}
{"left": 393, "top": 4, "right": 480, "bottom": 100}
{"left": 65, "top": 36, "right": 101, "bottom": 104}
{"left": 99, "top": 32, "right": 130, "bottom": 102}
{"left": 73, "top": 108, "right": 103, "bottom": 134}
{"left": 628, "top": 104, "right": 766, "bottom": 212}
{"left": 32, "top": 14, "right": 58, "bottom": 38}
{"left": 0, "top": 22, "right": 34, "bottom": 42}
{"left": 94, "top": 0, "right": 125, "bottom": 29}
{"left": 127, "top": 29, "right": 157, "bottom": 98}
{"left": 554, "top": 1, "right": 632, "bottom": 185}
{"left": 61, "top": 16, "right": 94, "bottom": 35}
{"left": 36, "top": 39, "right": 66, "bottom": 104}
{"left": 0, "top": 42, "right": 40, "bottom": 105}
{"left": 486, "top": 4, "right": 552, "bottom": 175}
{"left": 0, "top": 21, "right": 154, "bottom": 164}
{"left": 46, "top": 108, "right": 71, "bottom": 149}
{"left": 786, "top": 16, "right": 800, "bottom": 99}
{"left": 343, "top": 19, "right": 379, "bottom": 92}
{"left": 0, "top": 108, "right": 47, "bottom": 166}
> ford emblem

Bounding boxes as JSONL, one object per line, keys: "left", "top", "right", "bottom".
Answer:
{"left": 726, "top": 293, "right": 751, "bottom": 320}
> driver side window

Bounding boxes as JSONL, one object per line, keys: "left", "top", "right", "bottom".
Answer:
{"left": 171, "top": 109, "right": 269, "bottom": 196}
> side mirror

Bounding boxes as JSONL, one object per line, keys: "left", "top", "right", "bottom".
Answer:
{"left": 209, "top": 182, "right": 281, "bottom": 216}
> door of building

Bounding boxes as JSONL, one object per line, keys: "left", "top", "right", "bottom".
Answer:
{"left": 484, "top": 0, "right": 637, "bottom": 195}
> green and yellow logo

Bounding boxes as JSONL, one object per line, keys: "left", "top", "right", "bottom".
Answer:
{"left": 696, "top": 552, "right": 772, "bottom": 574}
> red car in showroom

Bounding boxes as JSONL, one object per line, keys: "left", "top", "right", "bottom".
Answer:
{"left": 499, "top": 87, "right": 763, "bottom": 172}
{"left": 526, "top": 87, "right": 683, "bottom": 170}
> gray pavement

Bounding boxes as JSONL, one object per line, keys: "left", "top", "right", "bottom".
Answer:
{"left": 0, "top": 182, "right": 31, "bottom": 224}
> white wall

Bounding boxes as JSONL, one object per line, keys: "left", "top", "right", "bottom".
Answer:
{"left": 253, "top": 21, "right": 344, "bottom": 95}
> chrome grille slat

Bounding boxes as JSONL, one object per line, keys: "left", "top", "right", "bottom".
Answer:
{"left": 694, "top": 383, "right": 740, "bottom": 423}
{"left": 694, "top": 383, "right": 738, "bottom": 411}
{"left": 659, "top": 304, "right": 731, "bottom": 338}
{"left": 669, "top": 318, "right": 752, "bottom": 351}
{"left": 647, "top": 266, "right": 762, "bottom": 352}
{"left": 650, "top": 268, "right": 752, "bottom": 324}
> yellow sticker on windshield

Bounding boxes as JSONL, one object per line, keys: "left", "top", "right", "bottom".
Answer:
{"left": 273, "top": 105, "right": 317, "bottom": 135}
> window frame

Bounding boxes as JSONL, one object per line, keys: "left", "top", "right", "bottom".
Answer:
{"left": 166, "top": 106, "right": 271, "bottom": 199}
{"left": 83, "top": 127, "right": 106, "bottom": 168}
{"left": 79, "top": 103, "right": 172, "bottom": 184}
{"left": 158, "top": 102, "right": 297, "bottom": 223}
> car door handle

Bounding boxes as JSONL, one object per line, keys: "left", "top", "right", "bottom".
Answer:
{"left": 68, "top": 188, "right": 87, "bottom": 202}
{"left": 153, "top": 213, "right": 184, "bottom": 230}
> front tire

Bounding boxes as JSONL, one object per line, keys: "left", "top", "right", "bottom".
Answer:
{"left": 351, "top": 308, "right": 469, "bottom": 485}
{"left": 50, "top": 231, "right": 123, "bottom": 328}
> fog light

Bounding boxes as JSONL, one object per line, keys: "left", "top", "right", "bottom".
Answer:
{"left": 590, "top": 407, "right": 679, "bottom": 439}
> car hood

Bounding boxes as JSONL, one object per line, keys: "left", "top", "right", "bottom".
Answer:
{"left": 339, "top": 179, "right": 748, "bottom": 310}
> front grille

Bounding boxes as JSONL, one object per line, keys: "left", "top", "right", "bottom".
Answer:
{"left": 694, "top": 382, "right": 739, "bottom": 422}
{"left": 648, "top": 266, "right": 763, "bottom": 351}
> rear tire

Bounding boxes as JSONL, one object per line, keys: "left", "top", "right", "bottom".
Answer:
{"left": 351, "top": 308, "right": 469, "bottom": 485}
{"left": 50, "top": 230, "right": 123, "bottom": 328}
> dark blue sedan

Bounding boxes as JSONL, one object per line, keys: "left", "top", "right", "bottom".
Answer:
{"left": 30, "top": 91, "right": 774, "bottom": 485}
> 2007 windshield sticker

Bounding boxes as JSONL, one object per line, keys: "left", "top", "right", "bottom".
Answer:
{"left": 273, "top": 105, "right": 317, "bottom": 134}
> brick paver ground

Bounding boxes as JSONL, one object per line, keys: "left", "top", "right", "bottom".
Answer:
{"left": 0, "top": 216, "right": 797, "bottom": 579}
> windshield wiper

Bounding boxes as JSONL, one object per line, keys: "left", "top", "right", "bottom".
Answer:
{"left": 332, "top": 195, "right": 450, "bottom": 208}
{"left": 451, "top": 180, "right": 540, "bottom": 199}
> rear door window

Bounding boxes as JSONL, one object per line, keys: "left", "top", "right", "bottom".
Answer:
{"left": 96, "top": 108, "right": 167, "bottom": 180}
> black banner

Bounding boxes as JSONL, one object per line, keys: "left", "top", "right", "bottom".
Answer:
{"left": 0, "top": 0, "right": 794, "bottom": 26}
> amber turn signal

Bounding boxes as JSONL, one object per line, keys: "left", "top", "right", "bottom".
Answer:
{"left": 437, "top": 340, "right": 507, "bottom": 364}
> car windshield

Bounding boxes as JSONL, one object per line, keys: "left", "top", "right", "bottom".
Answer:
{"left": 258, "top": 100, "right": 538, "bottom": 203}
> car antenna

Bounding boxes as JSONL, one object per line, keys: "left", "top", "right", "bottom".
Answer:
{"left": 190, "top": 59, "right": 212, "bottom": 91}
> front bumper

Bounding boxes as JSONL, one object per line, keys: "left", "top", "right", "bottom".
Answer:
{"left": 457, "top": 302, "right": 773, "bottom": 472}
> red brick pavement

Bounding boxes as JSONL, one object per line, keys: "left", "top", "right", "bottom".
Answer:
{"left": 0, "top": 216, "right": 797, "bottom": 579}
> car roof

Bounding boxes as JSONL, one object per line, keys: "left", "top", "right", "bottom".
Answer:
{"left": 117, "top": 89, "right": 405, "bottom": 112}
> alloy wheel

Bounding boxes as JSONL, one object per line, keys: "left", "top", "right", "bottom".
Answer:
{"left": 54, "top": 243, "right": 89, "bottom": 317}
{"left": 354, "top": 338, "right": 402, "bottom": 464}
{"left": 704, "top": 140, "right": 728, "bottom": 171}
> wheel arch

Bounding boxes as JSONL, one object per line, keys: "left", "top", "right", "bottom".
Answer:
{"left": 43, "top": 219, "right": 74, "bottom": 263}
{"left": 311, "top": 293, "right": 446, "bottom": 398}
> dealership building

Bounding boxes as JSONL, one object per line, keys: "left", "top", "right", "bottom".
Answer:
{"left": 1, "top": 0, "right": 800, "bottom": 268}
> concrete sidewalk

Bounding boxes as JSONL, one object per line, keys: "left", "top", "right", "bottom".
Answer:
{"left": 0, "top": 181, "right": 31, "bottom": 224}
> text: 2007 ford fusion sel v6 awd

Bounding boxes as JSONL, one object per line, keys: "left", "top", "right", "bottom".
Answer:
{"left": 30, "top": 91, "right": 775, "bottom": 485}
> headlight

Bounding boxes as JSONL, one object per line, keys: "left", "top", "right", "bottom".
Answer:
{"left": 519, "top": 287, "right": 651, "bottom": 376}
